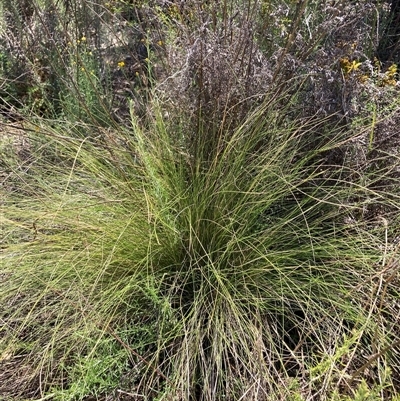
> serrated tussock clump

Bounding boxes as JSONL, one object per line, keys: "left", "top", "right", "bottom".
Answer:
{"left": 1, "top": 1, "right": 400, "bottom": 400}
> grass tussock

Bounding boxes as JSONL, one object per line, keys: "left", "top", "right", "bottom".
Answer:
{"left": 2, "top": 95, "right": 400, "bottom": 400}
{"left": 1, "top": 0, "right": 400, "bottom": 400}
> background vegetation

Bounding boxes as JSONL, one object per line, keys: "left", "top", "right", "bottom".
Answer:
{"left": 1, "top": 0, "right": 400, "bottom": 400}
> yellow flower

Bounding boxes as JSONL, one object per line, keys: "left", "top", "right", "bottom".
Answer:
{"left": 157, "top": 40, "right": 163, "bottom": 46}
{"left": 81, "top": 36, "right": 86, "bottom": 42}
{"left": 381, "top": 64, "right": 398, "bottom": 85}
{"left": 385, "top": 79, "right": 397, "bottom": 86}
{"left": 387, "top": 64, "right": 397, "bottom": 76}
{"left": 348, "top": 60, "right": 361, "bottom": 72}
{"left": 117, "top": 61, "right": 125, "bottom": 68}
{"left": 340, "top": 58, "right": 362, "bottom": 75}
